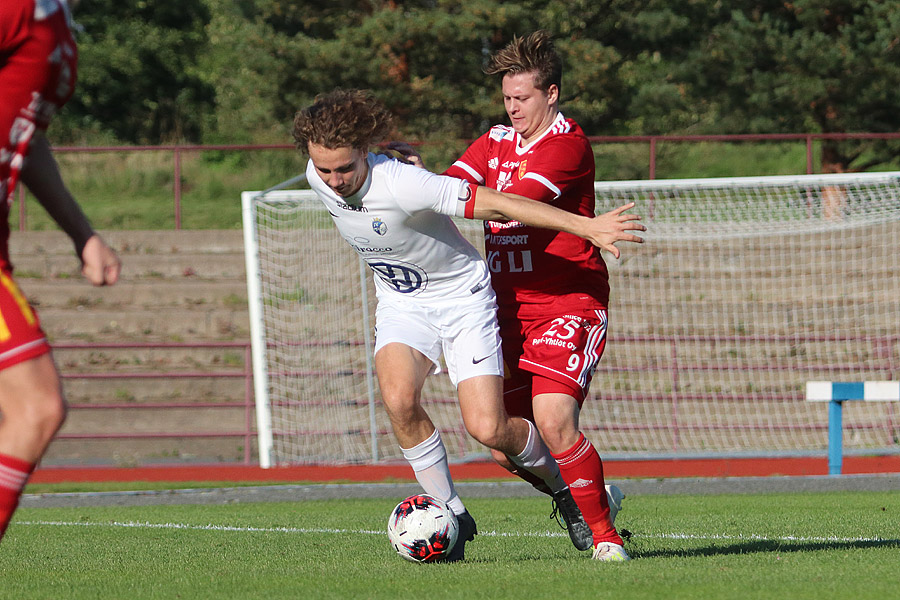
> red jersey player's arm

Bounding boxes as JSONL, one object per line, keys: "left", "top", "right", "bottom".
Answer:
{"left": 463, "top": 183, "right": 646, "bottom": 258}
{"left": 20, "top": 133, "right": 122, "bottom": 285}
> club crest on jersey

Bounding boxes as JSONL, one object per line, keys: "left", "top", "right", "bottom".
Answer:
{"left": 372, "top": 217, "right": 387, "bottom": 236}
{"left": 518, "top": 160, "right": 528, "bottom": 180}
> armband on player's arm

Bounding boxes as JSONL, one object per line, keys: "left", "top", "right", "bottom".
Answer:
{"left": 454, "top": 181, "right": 478, "bottom": 219}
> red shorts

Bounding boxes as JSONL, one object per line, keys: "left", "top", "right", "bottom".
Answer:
{"left": 500, "top": 295, "right": 608, "bottom": 421}
{"left": 0, "top": 269, "right": 50, "bottom": 370}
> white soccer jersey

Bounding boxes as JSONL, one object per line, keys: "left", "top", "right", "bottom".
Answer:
{"left": 306, "top": 153, "right": 490, "bottom": 302}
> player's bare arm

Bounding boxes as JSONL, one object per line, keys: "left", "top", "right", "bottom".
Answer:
{"left": 463, "top": 184, "right": 645, "bottom": 258}
{"left": 20, "top": 133, "right": 122, "bottom": 285}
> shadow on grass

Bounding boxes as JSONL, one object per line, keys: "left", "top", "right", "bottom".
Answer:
{"left": 633, "top": 537, "right": 900, "bottom": 559}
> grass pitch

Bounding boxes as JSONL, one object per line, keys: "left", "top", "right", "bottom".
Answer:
{"left": 2, "top": 491, "right": 898, "bottom": 599}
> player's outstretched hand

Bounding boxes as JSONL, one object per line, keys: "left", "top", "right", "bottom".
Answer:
{"left": 81, "top": 234, "right": 122, "bottom": 286}
{"left": 585, "top": 202, "right": 645, "bottom": 259}
{"left": 382, "top": 142, "right": 425, "bottom": 168}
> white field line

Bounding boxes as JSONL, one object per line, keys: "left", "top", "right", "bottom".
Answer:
{"left": 14, "top": 520, "right": 900, "bottom": 544}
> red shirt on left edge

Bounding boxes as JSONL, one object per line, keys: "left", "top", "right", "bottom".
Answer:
{"left": 0, "top": 0, "right": 77, "bottom": 269}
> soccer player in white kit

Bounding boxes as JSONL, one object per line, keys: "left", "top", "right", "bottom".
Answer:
{"left": 292, "top": 89, "right": 643, "bottom": 561}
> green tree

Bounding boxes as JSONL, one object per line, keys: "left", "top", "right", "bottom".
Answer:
{"left": 534, "top": 0, "right": 711, "bottom": 135}
{"left": 250, "top": 0, "right": 376, "bottom": 38}
{"left": 198, "top": 4, "right": 297, "bottom": 144}
{"left": 294, "top": 0, "right": 714, "bottom": 139}
{"left": 56, "top": 0, "right": 215, "bottom": 144}
{"left": 174, "top": 0, "right": 719, "bottom": 147}
{"left": 59, "top": 0, "right": 900, "bottom": 172}
{"left": 198, "top": 1, "right": 390, "bottom": 144}
{"left": 685, "top": 0, "right": 900, "bottom": 172}
{"left": 272, "top": 1, "right": 537, "bottom": 141}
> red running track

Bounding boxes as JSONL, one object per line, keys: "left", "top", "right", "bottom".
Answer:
{"left": 30, "top": 455, "right": 900, "bottom": 484}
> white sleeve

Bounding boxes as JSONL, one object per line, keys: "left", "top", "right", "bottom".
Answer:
{"left": 389, "top": 161, "right": 471, "bottom": 217}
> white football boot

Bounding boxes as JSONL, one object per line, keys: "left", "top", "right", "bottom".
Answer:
{"left": 591, "top": 541, "right": 631, "bottom": 562}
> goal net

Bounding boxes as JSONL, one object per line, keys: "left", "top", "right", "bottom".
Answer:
{"left": 243, "top": 171, "right": 900, "bottom": 466}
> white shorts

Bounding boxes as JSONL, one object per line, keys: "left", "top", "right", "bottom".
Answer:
{"left": 374, "top": 286, "right": 503, "bottom": 386}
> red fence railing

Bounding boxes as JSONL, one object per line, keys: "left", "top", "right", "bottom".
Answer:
{"left": 16, "top": 132, "right": 900, "bottom": 231}
{"left": 52, "top": 341, "right": 257, "bottom": 465}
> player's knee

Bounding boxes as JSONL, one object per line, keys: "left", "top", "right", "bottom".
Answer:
{"left": 490, "top": 448, "right": 514, "bottom": 470}
{"left": 35, "top": 392, "right": 67, "bottom": 434}
{"left": 533, "top": 421, "right": 575, "bottom": 454}
{"left": 380, "top": 391, "right": 421, "bottom": 424}
{"left": 464, "top": 418, "right": 505, "bottom": 450}
{"left": 16, "top": 391, "right": 67, "bottom": 444}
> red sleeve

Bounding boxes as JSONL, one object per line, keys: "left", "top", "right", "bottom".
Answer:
{"left": 443, "top": 131, "right": 490, "bottom": 183}
{"left": 0, "top": 0, "right": 32, "bottom": 53}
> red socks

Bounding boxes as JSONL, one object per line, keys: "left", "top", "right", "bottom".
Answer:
{"left": 552, "top": 433, "right": 622, "bottom": 546}
{"left": 0, "top": 454, "right": 34, "bottom": 541}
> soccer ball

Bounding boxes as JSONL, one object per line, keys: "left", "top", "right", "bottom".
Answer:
{"left": 387, "top": 494, "right": 459, "bottom": 563}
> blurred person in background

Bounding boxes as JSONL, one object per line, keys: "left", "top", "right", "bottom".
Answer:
{"left": 0, "top": 0, "right": 121, "bottom": 543}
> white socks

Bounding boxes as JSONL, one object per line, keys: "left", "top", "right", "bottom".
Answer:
{"left": 401, "top": 421, "right": 564, "bottom": 511}
{"left": 510, "top": 418, "right": 566, "bottom": 493}
{"left": 401, "top": 428, "right": 466, "bottom": 515}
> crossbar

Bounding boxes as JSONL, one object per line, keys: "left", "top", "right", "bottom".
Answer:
{"left": 805, "top": 381, "right": 900, "bottom": 475}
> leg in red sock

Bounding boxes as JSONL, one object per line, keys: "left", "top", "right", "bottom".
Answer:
{"left": 552, "top": 433, "right": 623, "bottom": 546}
{"left": 0, "top": 454, "right": 34, "bottom": 540}
{"left": 0, "top": 354, "right": 68, "bottom": 543}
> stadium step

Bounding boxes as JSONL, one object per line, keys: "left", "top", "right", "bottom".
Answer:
{"left": 37, "top": 307, "right": 249, "bottom": 340}
{"left": 13, "top": 252, "right": 246, "bottom": 280}
{"left": 14, "top": 230, "right": 250, "bottom": 343}
{"left": 60, "top": 376, "right": 248, "bottom": 405}
{"left": 10, "top": 229, "right": 255, "bottom": 466}
{"left": 21, "top": 280, "right": 248, "bottom": 309}
{"left": 53, "top": 344, "right": 250, "bottom": 372}
{"left": 10, "top": 229, "right": 245, "bottom": 255}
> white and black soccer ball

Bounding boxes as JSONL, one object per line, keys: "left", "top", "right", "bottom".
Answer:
{"left": 387, "top": 494, "right": 459, "bottom": 563}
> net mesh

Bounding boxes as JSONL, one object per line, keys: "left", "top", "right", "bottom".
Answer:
{"left": 592, "top": 172, "right": 900, "bottom": 455}
{"left": 245, "top": 172, "right": 900, "bottom": 465}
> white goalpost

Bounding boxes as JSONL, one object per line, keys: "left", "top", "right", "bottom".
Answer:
{"left": 242, "top": 186, "right": 381, "bottom": 467}
{"left": 244, "top": 171, "right": 900, "bottom": 466}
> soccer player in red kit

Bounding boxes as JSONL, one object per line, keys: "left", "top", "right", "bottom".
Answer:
{"left": 389, "top": 31, "right": 642, "bottom": 559}
{"left": 443, "top": 31, "right": 641, "bottom": 562}
{"left": 0, "top": 0, "right": 121, "bottom": 543}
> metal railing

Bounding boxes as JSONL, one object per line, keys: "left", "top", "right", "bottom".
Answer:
{"left": 52, "top": 341, "right": 258, "bottom": 465}
{"left": 588, "top": 132, "right": 900, "bottom": 181}
{"left": 15, "top": 132, "right": 900, "bottom": 230}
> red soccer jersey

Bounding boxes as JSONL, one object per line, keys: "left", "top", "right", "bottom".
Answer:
{"left": 445, "top": 114, "right": 609, "bottom": 311}
{"left": 0, "top": 0, "right": 78, "bottom": 269}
